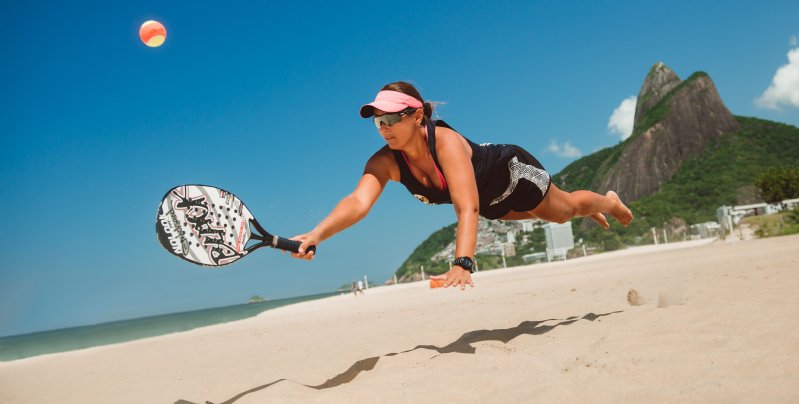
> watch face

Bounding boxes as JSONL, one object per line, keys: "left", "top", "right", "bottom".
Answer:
{"left": 454, "top": 257, "right": 473, "bottom": 270}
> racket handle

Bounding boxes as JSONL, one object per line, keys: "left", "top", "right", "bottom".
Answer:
{"left": 274, "top": 237, "right": 317, "bottom": 255}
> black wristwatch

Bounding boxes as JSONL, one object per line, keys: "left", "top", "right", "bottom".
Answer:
{"left": 453, "top": 256, "right": 474, "bottom": 273}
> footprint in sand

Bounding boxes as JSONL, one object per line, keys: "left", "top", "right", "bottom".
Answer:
{"left": 627, "top": 289, "right": 644, "bottom": 306}
{"left": 628, "top": 288, "right": 682, "bottom": 308}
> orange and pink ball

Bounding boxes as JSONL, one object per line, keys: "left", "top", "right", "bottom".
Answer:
{"left": 139, "top": 20, "right": 166, "bottom": 47}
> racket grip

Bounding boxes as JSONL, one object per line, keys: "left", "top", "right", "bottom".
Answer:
{"left": 274, "top": 237, "right": 317, "bottom": 255}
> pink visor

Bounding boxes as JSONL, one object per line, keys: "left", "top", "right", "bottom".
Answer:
{"left": 360, "top": 90, "right": 424, "bottom": 118}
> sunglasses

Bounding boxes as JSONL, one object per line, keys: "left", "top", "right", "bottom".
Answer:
{"left": 373, "top": 108, "right": 417, "bottom": 129}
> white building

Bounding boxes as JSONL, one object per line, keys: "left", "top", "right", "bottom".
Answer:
{"left": 519, "top": 219, "right": 545, "bottom": 232}
{"left": 506, "top": 231, "right": 516, "bottom": 244}
{"left": 522, "top": 252, "right": 548, "bottom": 263}
{"left": 689, "top": 221, "right": 721, "bottom": 239}
{"left": 543, "top": 222, "right": 575, "bottom": 261}
{"left": 782, "top": 198, "right": 799, "bottom": 211}
{"left": 717, "top": 198, "right": 796, "bottom": 235}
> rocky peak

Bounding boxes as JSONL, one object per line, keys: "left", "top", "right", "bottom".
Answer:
{"left": 634, "top": 62, "right": 682, "bottom": 128}
{"left": 597, "top": 64, "right": 740, "bottom": 202}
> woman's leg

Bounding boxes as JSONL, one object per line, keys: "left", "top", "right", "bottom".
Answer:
{"left": 500, "top": 204, "right": 612, "bottom": 228}
{"left": 511, "top": 184, "right": 632, "bottom": 228}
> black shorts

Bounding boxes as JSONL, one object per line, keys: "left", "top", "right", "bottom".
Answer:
{"left": 477, "top": 145, "right": 552, "bottom": 220}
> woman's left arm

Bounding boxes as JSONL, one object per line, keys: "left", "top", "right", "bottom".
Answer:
{"left": 431, "top": 127, "right": 479, "bottom": 289}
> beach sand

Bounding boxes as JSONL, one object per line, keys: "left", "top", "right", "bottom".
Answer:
{"left": 1, "top": 235, "right": 798, "bottom": 403}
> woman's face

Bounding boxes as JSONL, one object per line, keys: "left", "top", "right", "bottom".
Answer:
{"left": 373, "top": 108, "right": 422, "bottom": 149}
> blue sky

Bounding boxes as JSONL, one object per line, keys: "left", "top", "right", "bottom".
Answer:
{"left": 1, "top": 0, "right": 798, "bottom": 337}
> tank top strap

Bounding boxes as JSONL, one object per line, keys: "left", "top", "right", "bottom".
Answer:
{"left": 392, "top": 149, "right": 413, "bottom": 180}
{"left": 426, "top": 120, "right": 448, "bottom": 190}
{"left": 426, "top": 120, "right": 440, "bottom": 168}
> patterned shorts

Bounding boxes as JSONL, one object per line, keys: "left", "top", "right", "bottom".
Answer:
{"left": 478, "top": 146, "right": 552, "bottom": 220}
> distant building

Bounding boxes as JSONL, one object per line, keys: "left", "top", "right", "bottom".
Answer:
{"left": 717, "top": 198, "right": 797, "bottom": 236}
{"left": 520, "top": 220, "right": 535, "bottom": 232}
{"left": 503, "top": 242, "right": 516, "bottom": 257}
{"left": 718, "top": 201, "right": 783, "bottom": 233}
{"left": 519, "top": 219, "right": 545, "bottom": 232}
{"left": 506, "top": 231, "right": 516, "bottom": 244}
{"left": 782, "top": 198, "right": 799, "bottom": 211}
{"left": 689, "top": 221, "right": 721, "bottom": 239}
{"left": 523, "top": 252, "right": 548, "bottom": 264}
{"left": 734, "top": 202, "right": 782, "bottom": 216}
{"left": 543, "top": 222, "right": 574, "bottom": 261}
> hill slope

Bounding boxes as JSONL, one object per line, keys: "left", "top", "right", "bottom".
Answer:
{"left": 619, "top": 116, "right": 799, "bottom": 228}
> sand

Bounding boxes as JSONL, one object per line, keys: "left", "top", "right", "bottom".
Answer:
{"left": 1, "top": 235, "right": 798, "bottom": 403}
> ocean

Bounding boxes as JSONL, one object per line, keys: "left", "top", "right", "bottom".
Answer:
{"left": 0, "top": 291, "right": 339, "bottom": 362}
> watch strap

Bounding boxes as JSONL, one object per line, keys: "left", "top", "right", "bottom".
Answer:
{"left": 453, "top": 256, "right": 474, "bottom": 273}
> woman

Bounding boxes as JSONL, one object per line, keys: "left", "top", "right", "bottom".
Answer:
{"left": 291, "top": 82, "right": 633, "bottom": 290}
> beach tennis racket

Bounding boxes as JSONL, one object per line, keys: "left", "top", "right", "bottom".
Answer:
{"left": 155, "top": 185, "right": 315, "bottom": 267}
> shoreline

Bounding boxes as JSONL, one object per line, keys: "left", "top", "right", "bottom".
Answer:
{"left": 0, "top": 291, "right": 339, "bottom": 364}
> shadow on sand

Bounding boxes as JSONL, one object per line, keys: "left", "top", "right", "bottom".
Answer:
{"left": 175, "top": 311, "right": 621, "bottom": 404}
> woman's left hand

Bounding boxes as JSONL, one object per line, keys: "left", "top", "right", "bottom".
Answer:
{"left": 430, "top": 267, "right": 474, "bottom": 290}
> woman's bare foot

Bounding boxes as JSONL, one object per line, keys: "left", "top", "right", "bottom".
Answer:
{"left": 589, "top": 212, "right": 609, "bottom": 229}
{"left": 606, "top": 191, "right": 634, "bottom": 226}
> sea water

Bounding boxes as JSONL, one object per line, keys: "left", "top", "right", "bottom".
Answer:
{"left": 0, "top": 291, "right": 338, "bottom": 362}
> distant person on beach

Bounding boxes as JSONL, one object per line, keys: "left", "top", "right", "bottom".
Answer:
{"left": 357, "top": 280, "right": 365, "bottom": 295}
{"left": 291, "top": 82, "right": 633, "bottom": 290}
{"left": 351, "top": 281, "right": 358, "bottom": 296}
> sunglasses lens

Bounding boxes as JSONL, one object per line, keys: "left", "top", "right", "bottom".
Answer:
{"left": 373, "top": 113, "right": 402, "bottom": 128}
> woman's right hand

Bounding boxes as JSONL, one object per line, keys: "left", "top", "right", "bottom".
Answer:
{"left": 289, "top": 232, "right": 320, "bottom": 260}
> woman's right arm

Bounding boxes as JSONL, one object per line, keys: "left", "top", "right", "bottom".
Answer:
{"left": 291, "top": 147, "right": 397, "bottom": 260}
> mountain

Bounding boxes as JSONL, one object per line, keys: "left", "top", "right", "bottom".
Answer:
{"left": 554, "top": 62, "right": 799, "bottom": 226}
{"left": 558, "top": 63, "right": 740, "bottom": 201}
{"left": 390, "top": 63, "right": 799, "bottom": 282}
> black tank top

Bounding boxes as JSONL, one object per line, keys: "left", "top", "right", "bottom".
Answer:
{"left": 392, "top": 120, "right": 516, "bottom": 210}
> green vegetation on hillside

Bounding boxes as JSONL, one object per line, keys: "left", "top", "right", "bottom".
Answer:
{"left": 575, "top": 116, "right": 799, "bottom": 246}
{"left": 756, "top": 166, "right": 799, "bottom": 203}
{"left": 629, "top": 117, "right": 799, "bottom": 222}
{"left": 394, "top": 224, "right": 549, "bottom": 278}
{"left": 742, "top": 209, "right": 799, "bottom": 238}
